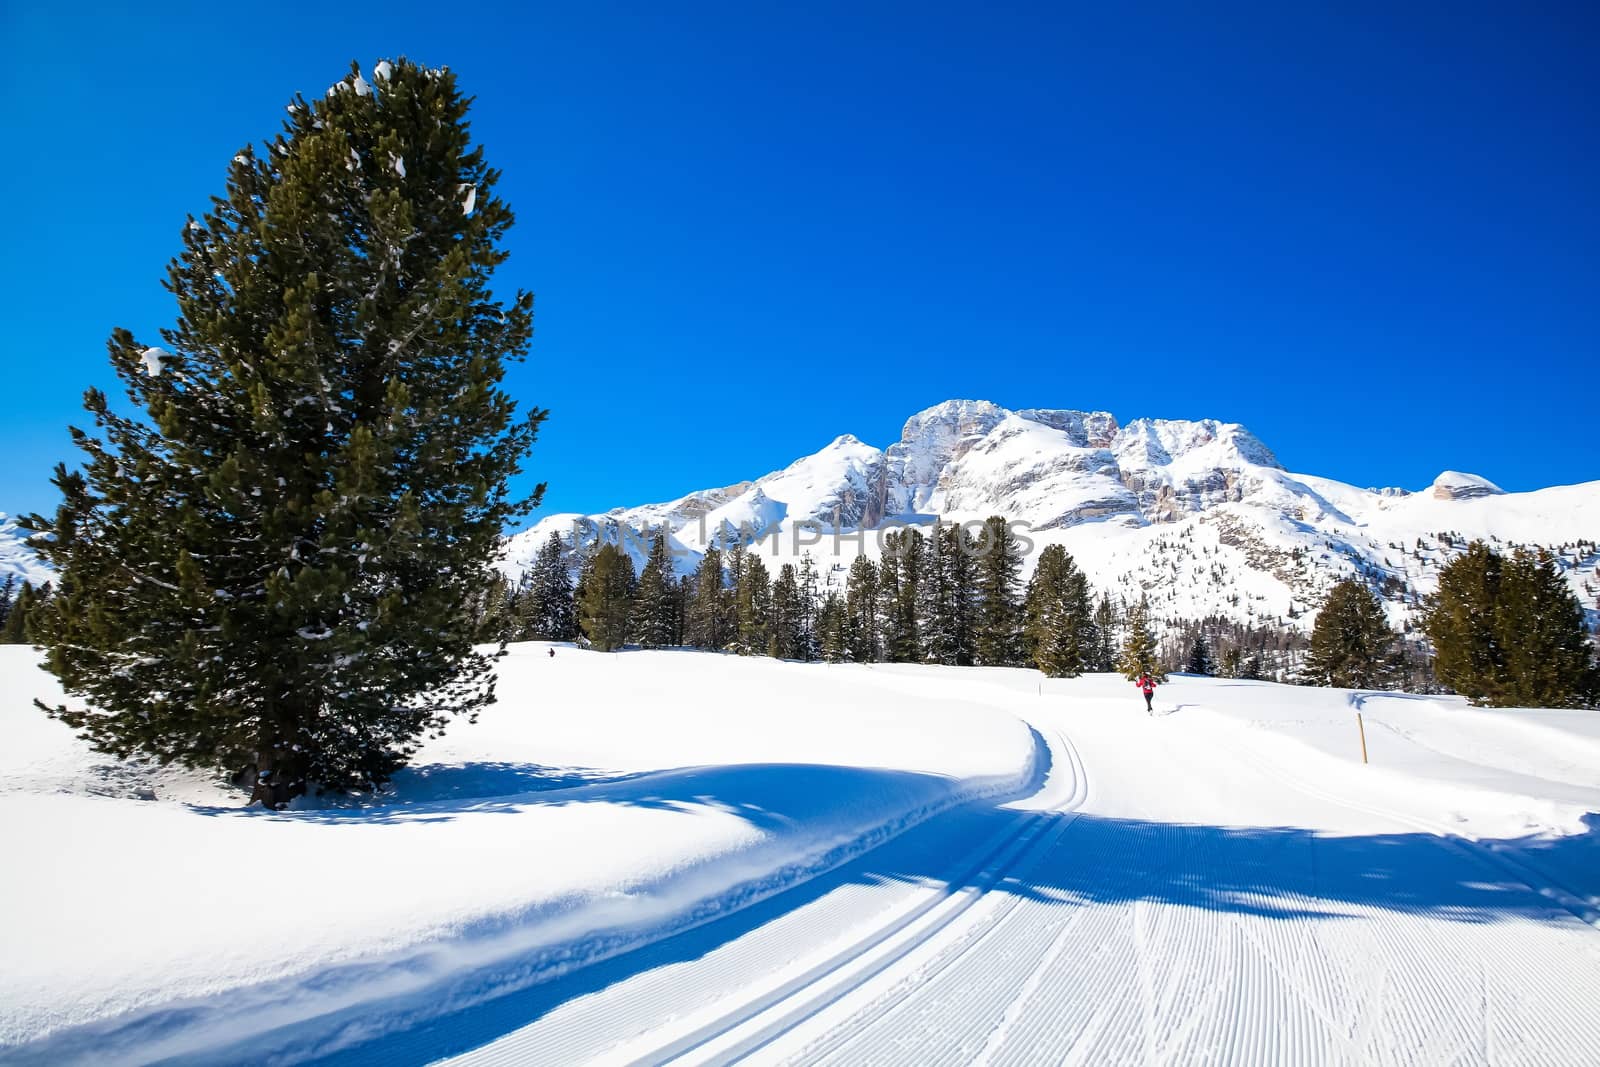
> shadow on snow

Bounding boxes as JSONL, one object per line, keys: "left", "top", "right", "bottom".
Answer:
{"left": 19, "top": 732, "right": 1600, "bottom": 1066}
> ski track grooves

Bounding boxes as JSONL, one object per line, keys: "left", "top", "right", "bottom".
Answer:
{"left": 630, "top": 726, "right": 1090, "bottom": 1067}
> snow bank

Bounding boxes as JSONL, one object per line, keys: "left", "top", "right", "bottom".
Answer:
{"left": 0, "top": 645, "right": 1035, "bottom": 1060}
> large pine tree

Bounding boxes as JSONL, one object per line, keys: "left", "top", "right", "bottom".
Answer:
{"left": 1302, "top": 578, "right": 1398, "bottom": 689}
{"left": 1423, "top": 543, "right": 1597, "bottom": 707}
{"left": 23, "top": 61, "right": 544, "bottom": 807}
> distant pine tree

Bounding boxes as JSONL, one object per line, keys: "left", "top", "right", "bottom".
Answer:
{"left": 1093, "top": 594, "right": 1118, "bottom": 672}
{"left": 880, "top": 529, "right": 922, "bottom": 662}
{"left": 578, "top": 543, "right": 635, "bottom": 651}
{"left": 685, "top": 546, "right": 727, "bottom": 650}
{"left": 796, "top": 553, "right": 821, "bottom": 661}
{"left": 1117, "top": 598, "right": 1163, "bottom": 680}
{"left": 525, "top": 532, "right": 577, "bottom": 641}
{"left": 818, "top": 592, "right": 846, "bottom": 663}
{"left": 1302, "top": 578, "right": 1398, "bottom": 688}
{"left": 1185, "top": 632, "right": 1214, "bottom": 676}
{"left": 1, "top": 581, "right": 35, "bottom": 645}
{"left": 633, "top": 531, "right": 678, "bottom": 649}
{"left": 723, "top": 539, "right": 747, "bottom": 649}
{"left": 1023, "top": 545, "right": 1095, "bottom": 677}
{"left": 474, "top": 571, "right": 516, "bottom": 642}
{"left": 0, "top": 575, "right": 15, "bottom": 634}
{"left": 735, "top": 552, "right": 772, "bottom": 655}
{"left": 844, "top": 555, "right": 880, "bottom": 662}
{"left": 21, "top": 60, "right": 545, "bottom": 807}
{"left": 918, "top": 523, "right": 979, "bottom": 666}
{"left": 974, "top": 517, "right": 1024, "bottom": 667}
{"left": 769, "top": 563, "right": 803, "bottom": 659}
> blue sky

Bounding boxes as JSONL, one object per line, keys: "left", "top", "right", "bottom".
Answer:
{"left": 2, "top": 2, "right": 1596, "bottom": 525}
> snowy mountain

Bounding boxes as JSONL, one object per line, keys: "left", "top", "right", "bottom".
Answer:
{"left": 505, "top": 399, "right": 1600, "bottom": 633}
{"left": 0, "top": 515, "right": 49, "bottom": 589}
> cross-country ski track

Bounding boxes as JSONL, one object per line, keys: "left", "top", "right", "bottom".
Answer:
{"left": 340, "top": 671, "right": 1597, "bottom": 1067}
{"left": 4, "top": 656, "right": 1598, "bottom": 1066}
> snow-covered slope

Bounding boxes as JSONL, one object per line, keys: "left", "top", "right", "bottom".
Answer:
{"left": 0, "top": 515, "right": 50, "bottom": 588}
{"left": 505, "top": 400, "right": 1600, "bottom": 632}
{"left": 6, "top": 648, "right": 1598, "bottom": 1064}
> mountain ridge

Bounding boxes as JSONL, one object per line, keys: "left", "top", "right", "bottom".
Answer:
{"left": 504, "top": 399, "right": 1600, "bottom": 635}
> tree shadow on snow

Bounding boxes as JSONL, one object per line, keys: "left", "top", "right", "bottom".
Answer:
{"left": 25, "top": 735, "right": 1600, "bottom": 1067}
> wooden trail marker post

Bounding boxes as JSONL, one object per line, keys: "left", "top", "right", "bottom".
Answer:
{"left": 1357, "top": 712, "right": 1369, "bottom": 764}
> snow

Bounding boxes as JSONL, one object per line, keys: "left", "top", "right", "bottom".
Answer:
{"left": 391, "top": 154, "right": 405, "bottom": 178}
{"left": 4, "top": 648, "right": 1598, "bottom": 1064}
{"left": 373, "top": 60, "right": 393, "bottom": 82}
{"left": 138, "top": 346, "right": 166, "bottom": 377}
{"left": 0, "top": 515, "right": 50, "bottom": 587}
{"left": 351, "top": 74, "right": 372, "bottom": 98}
{"left": 459, "top": 183, "right": 477, "bottom": 216}
{"left": 0, "top": 645, "right": 1034, "bottom": 1060}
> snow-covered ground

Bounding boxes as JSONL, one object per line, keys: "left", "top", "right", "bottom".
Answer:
{"left": 2, "top": 647, "right": 1598, "bottom": 1065}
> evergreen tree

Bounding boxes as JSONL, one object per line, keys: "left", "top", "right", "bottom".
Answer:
{"left": 974, "top": 516, "right": 1024, "bottom": 667}
{"left": 1423, "top": 543, "right": 1598, "bottom": 707}
{"left": 1117, "top": 598, "right": 1163, "bottom": 680}
{"left": 1185, "top": 632, "right": 1214, "bottom": 676}
{"left": 916, "top": 526, "right": 954, "bottom": 664}
{"left": 1, "top": 581, "right": 35, "bottom": 645}
{"left": 632, "top": 531, "right": 677, "bottom": 649}
{"left": 1219, "top": 645, "right": 1243, "bottom": 679}
{"left": 1302, "top": 578, "right": 1398, "bottom": 688}
{"left": 918, "top": 523, "right": 979, "bottom": 665}
{"left": 674, "top": 574, "right": 693, "bottom": 647}
{"left": 21, "top": 60, "right": 545, "bottom": 807}
{"left": 734, "top": 552, "right": 772, "bottom": 655}
{"left": 1023, "top": 545, "right": 1095, "bottom": 677}
{"left": 1093, "top": 594, "right": 1118, "bottom": 672}
{"left": 0, "top": 574, "right": 15, "bottom": 634}
{"left": 473, "top": 571, "right": 516, "bottom": 642}
{"left": 817, "top": 592, "right": 846, "bottom": 663}
{"left": 578, "top": 543, "right": 634, "bottom": 651}
{"left": 685, "top": 546, "right": 728, "bottom": 650}
{"left": 769, "top": 563, "right": 803, "bottom": 659}
{"left": 796, "top": 553, "right": 821, "bottom": 660}
{"left": 945, "top": 524, "right": 980, "bottom": 666}
{"left": 523, "top": 532, "right": 576, "bottom": 640}
{"left": 723, "top": 539, "right": 747, "bottom": 649}
{"left": 844, "top": 555, "right": 880, "bottom": 662}
{"left": 880, "top": 529, "right": 922, "bottom": 662}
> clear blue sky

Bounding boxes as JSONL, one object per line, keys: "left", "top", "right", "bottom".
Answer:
{"left": 2, "top": 1, "right": 1596, "bottom": 526}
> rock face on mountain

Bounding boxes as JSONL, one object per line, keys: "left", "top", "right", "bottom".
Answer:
{"left": 1431, "top": 471, "right": 1504, "bottom": 501}
{"left": 503, "top": 399, "right": 1600, "bottom": 633}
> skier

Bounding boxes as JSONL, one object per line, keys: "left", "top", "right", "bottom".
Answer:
{"left": 1134, "top": 671, "right": 1156, "bottom": 713}
{"left": 548, "top": 647, "right": 556, "bottom": 658}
